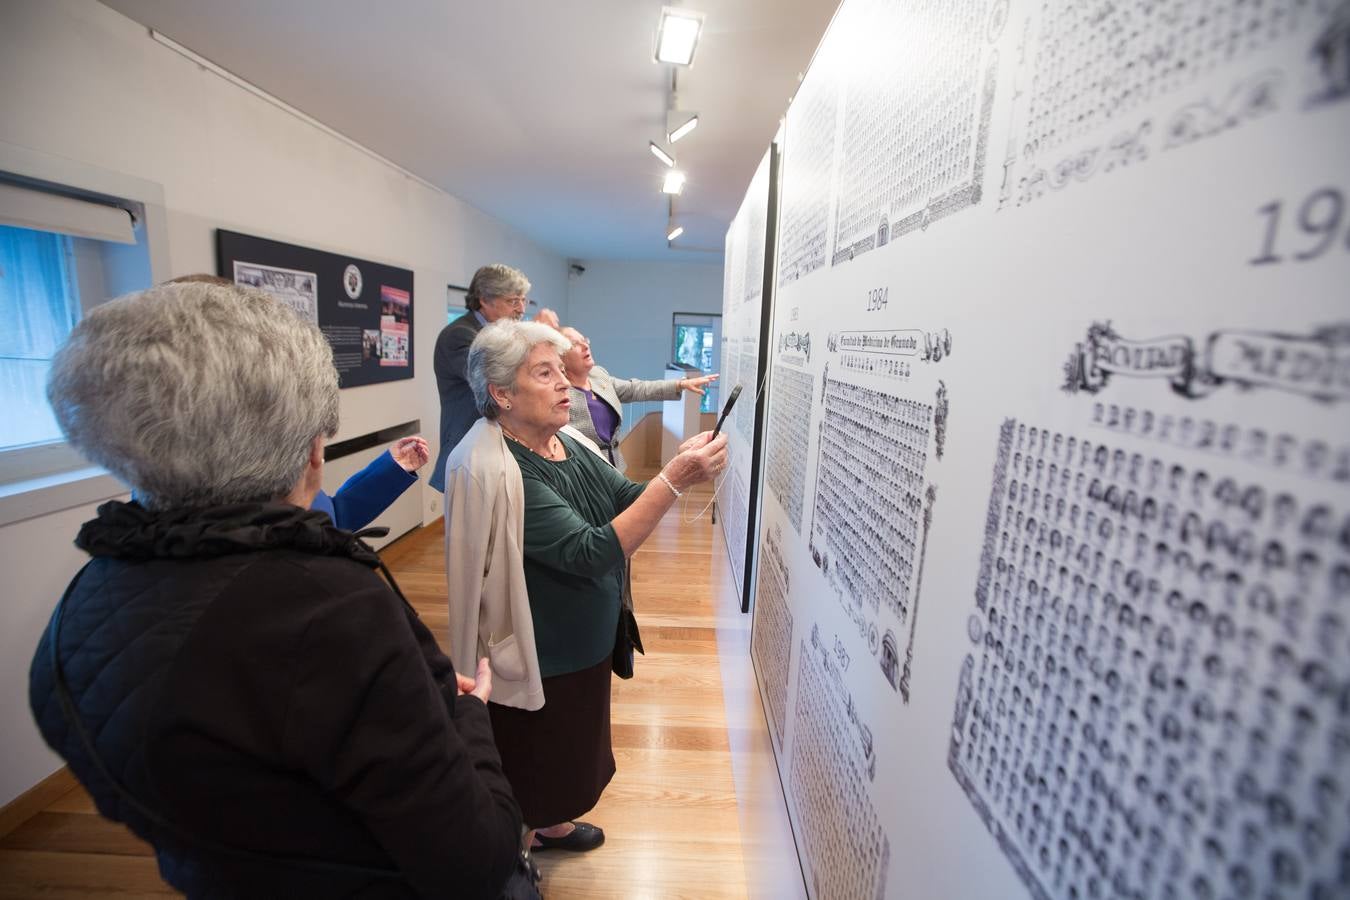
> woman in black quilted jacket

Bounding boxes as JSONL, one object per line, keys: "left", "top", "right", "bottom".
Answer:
{"left": 29, "top": 281, "right": 530, "bottom": 898}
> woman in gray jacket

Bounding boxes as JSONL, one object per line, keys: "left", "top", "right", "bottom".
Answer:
{"left": 559, "top": 326, "right": 717, "bottom": 471}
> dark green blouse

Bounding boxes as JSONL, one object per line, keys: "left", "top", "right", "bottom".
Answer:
{"left": 508, "top": 432, "right": 645, "bottom": 677}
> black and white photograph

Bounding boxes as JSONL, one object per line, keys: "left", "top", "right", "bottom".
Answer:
{"left": 952, "top": 411, "right": 1350, "bottom": 899}
{"left": 360, "top": 327, "right": 381, "bottom": 361}
{"left": 233, "top": 260, "right": 319, "bottom": 323}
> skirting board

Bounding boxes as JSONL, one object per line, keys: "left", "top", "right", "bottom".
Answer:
{"left": 0, "top": 766, "right": 75, "bottom": 839}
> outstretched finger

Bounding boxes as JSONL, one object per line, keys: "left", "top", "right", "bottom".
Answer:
{"left": 471, "top": 657, "right": 493, "bottom": 702}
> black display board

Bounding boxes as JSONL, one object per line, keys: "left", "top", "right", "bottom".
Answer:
{"left": 216, "top": 229, "right": 414, "bottom": 389}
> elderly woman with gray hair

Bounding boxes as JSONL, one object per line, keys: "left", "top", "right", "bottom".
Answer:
{"left": 442, "top": 319, "right": 727, "bottom": 853}
{"left": 29, "top": 282, "right": 530, "bottom": 898}
{"left": 559, "top": 325, "right": 718, "bottom": 471}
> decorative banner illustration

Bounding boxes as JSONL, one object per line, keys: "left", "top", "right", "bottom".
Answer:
{"left": 1063, "top": 321, "right": 1350, "bottom": 402}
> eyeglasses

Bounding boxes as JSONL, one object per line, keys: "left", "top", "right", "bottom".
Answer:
{"left": 493, "top": 295, "right": 528, "bottom": 310}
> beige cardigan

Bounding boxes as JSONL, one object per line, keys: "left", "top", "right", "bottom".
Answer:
{"left": 442, "top": 418, "right": 605, "bottom": 711}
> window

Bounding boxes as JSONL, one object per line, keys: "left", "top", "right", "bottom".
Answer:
{"left": 672, "top": 312, "right": 721, "bottom": 413}
{"left": 447, "top": 284, "right": 469, "bottom": 325}
{"left": 0, "top": 225, "right": 81, "bottom": 451}
{"left": 0, "top": 159, "right": 162, "bottom": 518}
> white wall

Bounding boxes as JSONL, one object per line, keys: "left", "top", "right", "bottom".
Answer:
{"left": 564, "top": 259, "right": 725, "bottom": 429}
{"left": 0, "top": 0, "right": 567, "bottom": 806}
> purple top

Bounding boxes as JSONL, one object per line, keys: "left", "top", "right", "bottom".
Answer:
{"left": 584, "top": 388, "right": 620, "bottom": 447}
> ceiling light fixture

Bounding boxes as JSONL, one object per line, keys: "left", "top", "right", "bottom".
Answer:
{"left": 654, "top": 7, "right": 705, "bottom": 66}
{"left": 667, "top": 225, "right": 685, "bottom": 242}
{"left": 667, "top": 113, "right": 699, "bottom": 143}
{"left": 662, "top": 170, "right": 687, "bottom": 195}
{"left": 649, "top": 141, "right": 676, "bottom": 167}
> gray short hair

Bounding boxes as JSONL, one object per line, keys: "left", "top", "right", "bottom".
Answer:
{"left": 467, "top": 320, "right": 571, "bottom": 419}
{"left": 47, "top": 281, "right": 340, "bottom": 509}
{"left": 465, "top": 263, "right": 530, "bottom": 311}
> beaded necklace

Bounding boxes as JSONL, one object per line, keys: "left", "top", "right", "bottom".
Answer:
{"left": 501, "top": 426, "right": 561, "bottom": 461}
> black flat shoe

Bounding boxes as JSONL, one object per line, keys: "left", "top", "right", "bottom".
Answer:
{"left": 532, "top": 821, "right": 605, "bottom": 852}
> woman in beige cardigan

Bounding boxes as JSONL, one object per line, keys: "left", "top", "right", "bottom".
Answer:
{"left": 559, "top": 326, "right": 718, "bottom": 471}
{"left": 443, "top": 320, "right": 726, "bottom": 854}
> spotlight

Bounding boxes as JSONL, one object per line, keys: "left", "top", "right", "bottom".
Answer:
{"left": 662, "top": 170, "right": 687, "bottom": 195}
{"left": 649, "top": 141, "right": 676, "bottom": 167}
{"left": 667, "top": 113, "right": 699, "bottom": 143}
{"left": 667, "top": 225, "right": 685, "bottom": 241}
{"left": 654, "top": 7, "right": 705, "bottom": 66}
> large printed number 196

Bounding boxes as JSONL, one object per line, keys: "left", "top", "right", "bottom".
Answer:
{"left": 1250, "top": 187, "right": 1349, "bottom": 265}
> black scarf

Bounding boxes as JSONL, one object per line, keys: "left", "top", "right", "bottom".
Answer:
{"left": 75, "top": 500, "right": 381, "bottom": 567}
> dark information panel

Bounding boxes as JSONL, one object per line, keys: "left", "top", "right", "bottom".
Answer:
{"left": 216, "top": 229, "right": 414, "bottom": 389}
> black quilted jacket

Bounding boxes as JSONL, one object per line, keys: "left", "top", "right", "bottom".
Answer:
{"left": 29, "top": 501, "right": 522, "bottom": 898}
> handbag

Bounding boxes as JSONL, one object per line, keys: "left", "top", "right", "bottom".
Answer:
{"left": 612, "top": 562, "right": 645, "bottom": 679}
{"left": 499, "top": 849, "right": 543, "bottom": 900}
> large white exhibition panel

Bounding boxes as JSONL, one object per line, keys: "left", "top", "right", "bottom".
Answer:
{"left": 719, "top": 149, "right": 774, "bottom": 601}
{"left": 748, "top": 0, "right": 1350, "bottom": 898}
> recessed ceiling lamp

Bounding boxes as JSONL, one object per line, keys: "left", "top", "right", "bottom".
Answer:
{"left": 667, "top": 113, "right": 699, "bottom": 143}
{"left": 662, "top": 170, "right": 687, "bottom": 195}
{"left": 654, "top": 7, "right": 705, "bottom": 66}
{"left": 649, "top": 141, "right": 676, "bottom": 167}
{"left": 667, "top": 225, "right": 685, "bottom": 242}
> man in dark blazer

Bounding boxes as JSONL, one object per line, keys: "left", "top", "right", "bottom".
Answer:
{"left": 431, "top": 263, "right": 548, "bottom": 491}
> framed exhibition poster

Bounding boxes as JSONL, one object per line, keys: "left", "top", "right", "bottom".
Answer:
{"left": 217, "top": 229, "right": 415, "bottom": 389}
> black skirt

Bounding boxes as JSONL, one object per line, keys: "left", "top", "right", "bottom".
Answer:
{"left": 487, "top": 657, "right": 615, "bottom": 828}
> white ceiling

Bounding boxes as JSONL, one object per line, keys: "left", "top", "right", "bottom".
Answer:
{"left": 100, "top": 0, "right": 840, "bottom": 262}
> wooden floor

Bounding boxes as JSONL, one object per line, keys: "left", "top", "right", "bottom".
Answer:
{"left": 0, "top": 470, "right": 802, "bottom": 899}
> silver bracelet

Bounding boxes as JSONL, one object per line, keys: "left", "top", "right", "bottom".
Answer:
{"left": 657, "top": 472, "right": 682, "bottom": 498}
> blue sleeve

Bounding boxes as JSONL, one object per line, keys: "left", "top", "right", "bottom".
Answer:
{"left": 322, "top": 451, "right": 419, "bottom": 531}
{"left": 311, "top": 490, "right": 336, "bottom": 522}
